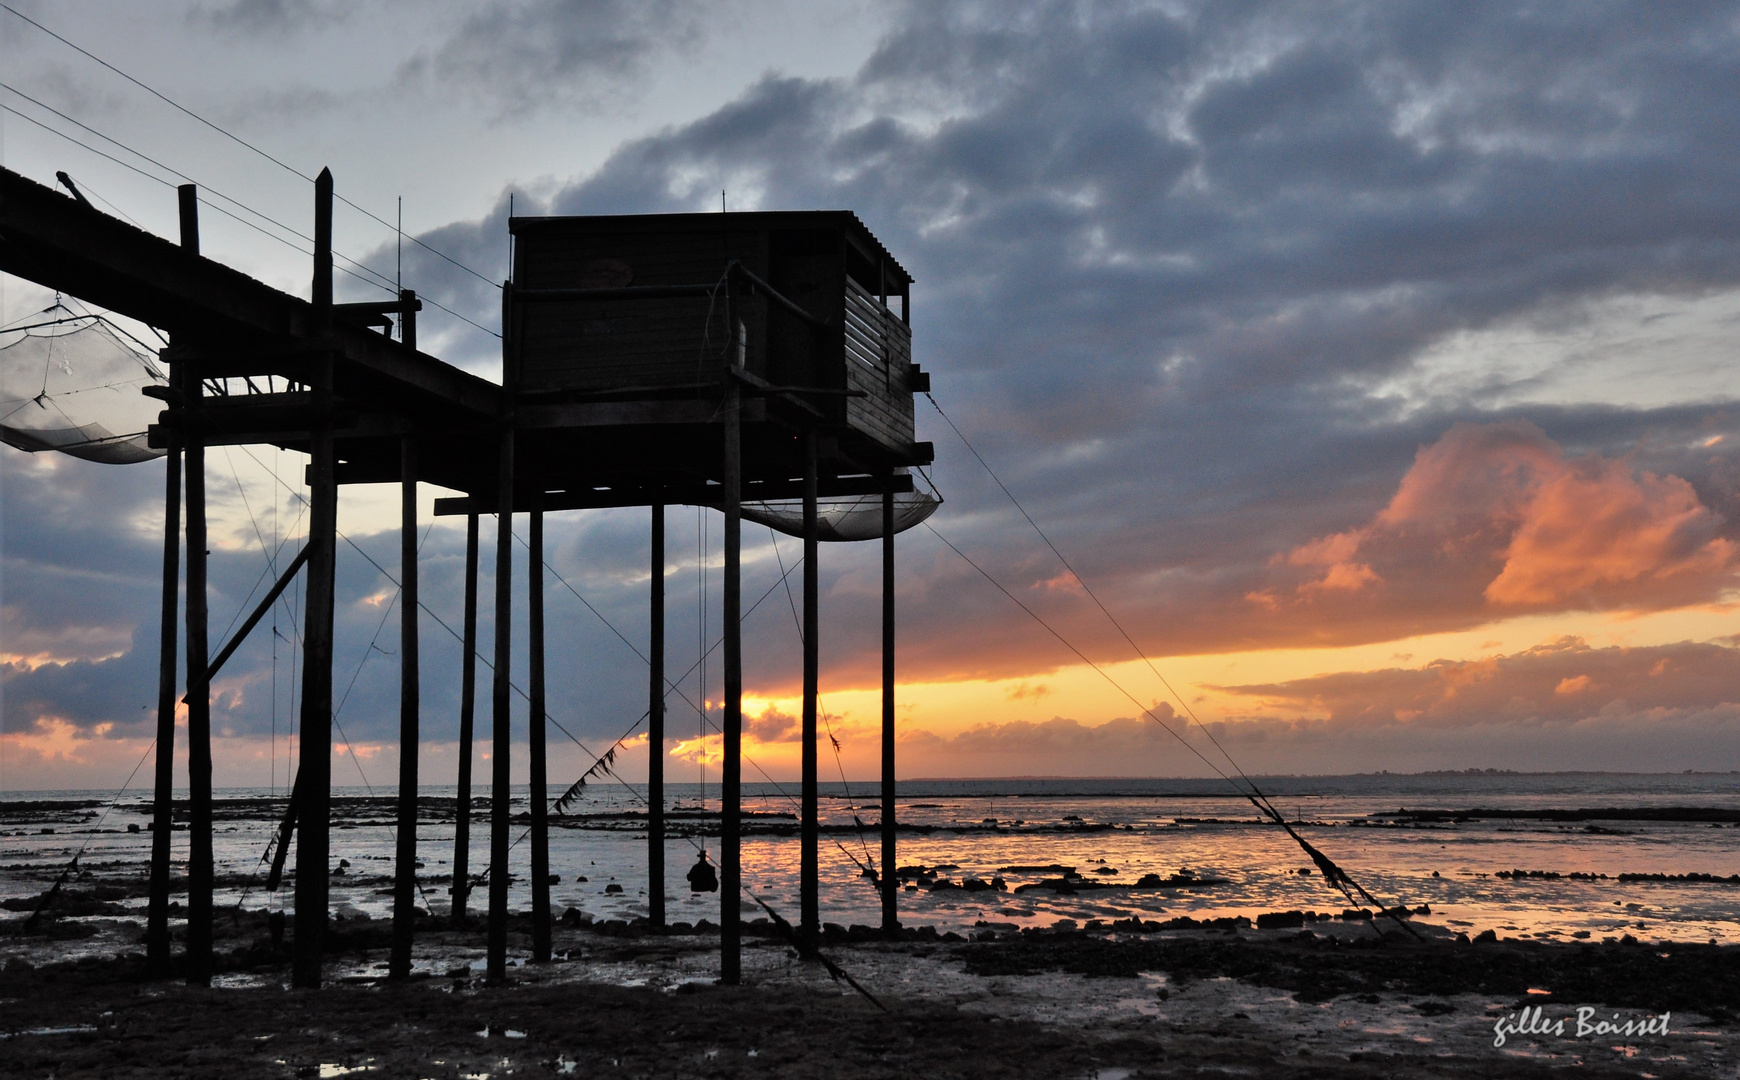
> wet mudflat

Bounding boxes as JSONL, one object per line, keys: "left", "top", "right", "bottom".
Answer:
{"left": 0, "top": 916, "right": 1733, "bottom": 1078}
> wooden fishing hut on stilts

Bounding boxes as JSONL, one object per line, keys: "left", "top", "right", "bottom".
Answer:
{"left": 0, "top": 164, "right": 932, "bottom": 987}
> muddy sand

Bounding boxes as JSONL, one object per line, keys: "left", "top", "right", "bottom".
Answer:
{"left": 2, "top": 902, "right": 1737, "bottom": 1078}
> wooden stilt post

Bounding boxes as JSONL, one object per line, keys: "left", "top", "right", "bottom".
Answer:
{"left": 183, "top": 361, "right": 211, "bottom": 986}
{"left": 528, "top": 501, "right": 550, "bottom": 962}
{"left": 721, "top": 323, "right": 744, "bottom": 985}
{"left": 147, "top": 183, "right": 195, "bottom": 976}
{"left": 146, "top": 422, "right": 181, "bottom": 976}
{"left": 292, "top": 167, "right": 338, "bottom": 989}
{"left": 882, "top": 484, "right": 898, "bottom": 933}
{"left": 800, "top": 429, "right": 819, "bottom": 945}
{"left": 390, "top": 436, "right": 420, "bottom": 978}
{"left": 452, "top": 513, "right": 479, "bottom": 926}
{"left": 647, "top": 504, "right": 665, "bottom": 928}
{"left": 486, "top": 427, "right": 514, "bottom": 984}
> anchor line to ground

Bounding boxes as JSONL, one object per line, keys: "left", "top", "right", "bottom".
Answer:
{"left": 921, "top": 392, "right": 1384, "bottom": 909}
{"left": 22, "top": 737, "right": 157, "bottom": 929}
{"left": 238, "top": 523, "right": 441, "bottom": 918}
{"left": 916, "top": 520, "right": 1418, "bottom": 936}
{"left": 486, "top": 536, "right": 881, "bottom": 892}
{"left": 921, "top": 390, "right": 1420, "bottom": 933}
{"left": 765, "top": 527, "right": 879, "bottom": 876}
{"left": 210, "top": 466, "right": 852, "bottom": 909}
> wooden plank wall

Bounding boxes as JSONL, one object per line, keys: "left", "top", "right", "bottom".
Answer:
{"left": 844, "top": 278, "right": 916, "bottom": 449}
{"left": 515, "top": 230, "right": 767, "bottom": 392}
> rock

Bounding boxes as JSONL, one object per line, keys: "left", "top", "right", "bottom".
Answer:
{"left": 604, "top": 883, "right": 623, "bottom": 894}
{"left": 1474, "top": 929, "right": 1498, "bottom": 944}
{"left": 1256, "top": 910, "right": 1305, "bottom": 930}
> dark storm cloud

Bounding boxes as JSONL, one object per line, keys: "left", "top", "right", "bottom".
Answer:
{"left": 389, "top": 0, "right": 1740, "bottom": 684}
{"left": 18, "top": 1, "right": 1740, "bottom": 761}
{"left": 187, "top": 0, "right": 354, "bottom": 36}
{"left": 397, "top": 0, "right": 720, "bottom": 117}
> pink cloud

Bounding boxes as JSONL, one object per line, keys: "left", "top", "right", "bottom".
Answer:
{"left": 1271, "top": 421, "right": 1736, "bottom": 618}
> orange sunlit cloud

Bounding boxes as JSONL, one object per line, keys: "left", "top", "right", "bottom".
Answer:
{"left": 1253, "top": 421, "right": 1737, "bottom": 640}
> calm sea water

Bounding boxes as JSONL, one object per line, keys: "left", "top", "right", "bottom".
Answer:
{"left": 5, "top": 772, "right": 1739, "bottom": 944}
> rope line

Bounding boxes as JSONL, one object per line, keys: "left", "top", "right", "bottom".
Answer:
{"left": 917, "top": 399, "right": 1421, "bottom": 935}
{"left": 0, "top": 4, "right": 502, "bottom": 290}
{"left": 23, "top": 737, "right": 156, "bottom": 928}
{"left": 766, "top": 528, "right": 877, "bottom": 873}
{"left": 0, "top": 98, "right": 498, "bottom": 338}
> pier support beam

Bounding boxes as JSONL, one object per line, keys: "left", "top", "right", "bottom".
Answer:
{"left": 529, "top": 502, "right": 551, "bottom": 962}
{"left": 648, "top": 504, "right": 665, "bottom": 927}
{"left": 147, "top": 182, "right": 197, "bottom": 977}
{"left": 881, "top": 484, "right": 898, "bottom": 933}
{"left": 452, "top": 513, "right": 479, "bottom": 925}
{"left": 292, "top": 168, "right": 338, "bottom": 990}
{"left": 390, "top": 436, "right": 420, "bottom": 978}
{"left": 721, "top": 331, "right": 743, "bottom": 985}
{"left": 800, "top": 430, "right": 819, "bottom": 945}
{"left": 486, "top": 427, "right": 514, "bottom": 984}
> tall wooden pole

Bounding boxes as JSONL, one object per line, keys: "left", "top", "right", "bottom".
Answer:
{"left": 800, "top": 430, "right": 819, "bottom": 945}
{"left": 721, "top": 324, "right": 743, "bottom": 984}
{"left": 292, "top": 167, "right": 337, "bottom": 989}
{"left": 146, "top": 418, "right": 181, "bottom": 975}
{"left": 452, "top": 513, "right": 479, "bottom": 925}
{"left": 183, "top": 363, "right": 211, "bottom": 986}
{"left": 146, "top": 184, "right": 195, "bottom": 975}
{"left": 390, "top": 437, "right": 420, "bottom": 978}
{"left": 647, "top": 504, "right": 665, "bottom": 927}
{"left": 881, "top": 485, "right": 898, "bottom": 933}
{"left": 528, "top": 503, "right": 550, "bottom": 962}
{"left": 487, "top": 427, "right": 514, "bottom": 984}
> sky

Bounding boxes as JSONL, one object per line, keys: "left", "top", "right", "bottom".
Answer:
{"left": 4, "top": 0, "right": 1740, "bottom": 790}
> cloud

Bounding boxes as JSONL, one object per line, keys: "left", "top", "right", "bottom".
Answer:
{"left": 900, "top": 709, "right": 1187, "bottom": 777}
{"left": 188, "top": 0, "right": 353, "bottom": 36}
{"left": 1257, "top": 420, "right": 1737, "bottom": 631}
{"left": 19, "top": 3, "right": 1740, "bottom": 781}
{"left": 744, "top": 705, "right": 798, "bottom": 743}
{"left": 1215, "top": 637, "right": 1740, "bottom": 729}
{"left": 893, "top": 637, "right": 1740, "bottom": 777}
{"left": 397, "top": 0, "right": 718, "bottom": 118}
{"left": 418, "top": 1, "right": 1740, "bottom": 678}
{"left": 187, "top": 0, "right": 353, "bottom": 34}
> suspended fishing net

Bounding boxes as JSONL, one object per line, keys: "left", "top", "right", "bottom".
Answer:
{"left": 0, "top": 306, "right": 166, "bottom": 464}
{"left": 742, "top": 485, "right": 940, "bottom": 542}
